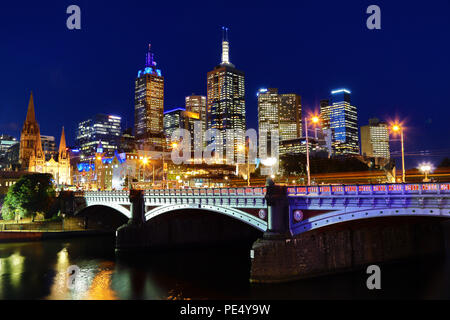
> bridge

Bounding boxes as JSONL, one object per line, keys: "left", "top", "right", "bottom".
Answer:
{"left": 67, "top": 181, "right": 450, "bottom": 284}
{"left": 72, "top": 182, "right": 450, "bottom": 236}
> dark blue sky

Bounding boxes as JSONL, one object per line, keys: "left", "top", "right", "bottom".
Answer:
{"left": 0, "top": 0, "right": 449, "bottom": 168}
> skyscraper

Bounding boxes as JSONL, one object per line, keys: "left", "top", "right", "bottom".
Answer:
{"left": 207, "top": 27, "right": 246, "bottom": 162}
{"left": 325, "top": 89, "right": 359, "bottom": 155}
{"left": 134, "top": 44, "right": 164, "bottom": 151}
{"left": 257, "top": 88, "right": 302, "bottom": 156}
{"left": 279, "top": 93, "right": 302, "bottom": 141}
{"left": 185, "top": 94, "right": 207, "bottom": 134}
{"left": 76, "top": 114, "right": 122, "bottom": 161}
{"left": 361, "top": 118, "right": 390, "bottom": 159}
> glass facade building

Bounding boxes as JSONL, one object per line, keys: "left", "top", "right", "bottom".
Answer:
{"left": 322, "top": 89, "right": 359, "bottom": 155}
{"left": 76, "top": 114, "right": 122, "bottom": 162}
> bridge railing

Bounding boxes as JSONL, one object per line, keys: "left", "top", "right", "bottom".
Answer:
{"left": 73, "top": 187, "right": 267, "bottom": 198}
{"left": 287, "top": 182, "right": 450, "bottom": 197}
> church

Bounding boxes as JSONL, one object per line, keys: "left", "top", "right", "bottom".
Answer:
{"left": 19, "top": 92, "right": 71, "bottom": 185}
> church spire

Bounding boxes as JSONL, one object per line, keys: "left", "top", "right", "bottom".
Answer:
{"left": 58, "top": 126, "right": 67, "bottom": 155}
{"left": 26, "top": 91, "right": 36, "bottom": 122}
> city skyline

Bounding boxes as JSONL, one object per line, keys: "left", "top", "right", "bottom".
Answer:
{"left": 1, "top": 1, "right": 449, "bottom": 168}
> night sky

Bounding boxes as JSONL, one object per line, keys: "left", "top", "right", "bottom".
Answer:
{"left": 0, "top": 0, "right": 449, "bottom": 168}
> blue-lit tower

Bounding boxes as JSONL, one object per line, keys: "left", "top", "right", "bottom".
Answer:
{"left": 134, "top": 44, "right": 164, "bottom": 151}
{"left": 327, "top": 89, "right": 359, "bottom": 155}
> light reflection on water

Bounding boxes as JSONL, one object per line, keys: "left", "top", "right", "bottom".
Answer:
{"left": 0, "top": 236, "right": 450, "bottom": 300}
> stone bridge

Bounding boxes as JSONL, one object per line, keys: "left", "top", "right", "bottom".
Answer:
{"left": 67, "top": 181, "right": 450, "bottom": 283}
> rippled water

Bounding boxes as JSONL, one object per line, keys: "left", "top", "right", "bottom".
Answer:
{"left": 0, "top": 235, "right": 449, "bottom": 300}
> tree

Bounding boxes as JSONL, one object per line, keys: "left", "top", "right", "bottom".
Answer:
{"left": 439, "top": 157, "right": 450, "bottom": 168}
{"left": 1, "top": 173, "right": 56, "bottom": 221}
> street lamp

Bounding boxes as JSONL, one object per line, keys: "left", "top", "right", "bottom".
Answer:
{"left": 418, "top": 162, "right": 433, "bottom": 182}
{"left": 391, "top": 123, "right": 406, "bottom": 183}
{"left": 262, "top": 157, "right": 277, "bottom": 180}
{"left": 305, "top": 115, "right": 320, "bottom": 186}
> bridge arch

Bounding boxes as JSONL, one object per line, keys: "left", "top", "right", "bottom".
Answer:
{"left": 291, "top": 206, "right": 450, "bottom": 236}
{"left": 144, "top": 204, "right": 267, "bottom": 232}
{"left": 75, "top": 202, "right": 132, "bottom": 219}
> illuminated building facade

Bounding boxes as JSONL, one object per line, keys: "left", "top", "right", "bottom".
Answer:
{"left": 0, "top": 135, "right": 18, "bottom": 170}
{"left": 361, "top": 118, "right": 390, "bottom": 159}
{"left": 164, "top": 108, "right": 200, "bottom": 155}
{"left": 258, "top": 88, "right": 302, "bottom": 156}
{"left": 186, "top": 94, "right": 207, "bottom": 136}
{"left": 134, "top": 44, "right": 164, "bottom": 151}
{"left": 76, "top": 114, "right": 122, "bottom": 162}
{"left": 325, "top": 89, "right": 359, "bottom": 155}
{"left": 207, "top": 28, "right": 246, "bottom": 162}
{"left": 19, "top": 92, "right": 71, "bottom": 184}
{"left": 41, "top": 135, "right": 56, "bottom": 161}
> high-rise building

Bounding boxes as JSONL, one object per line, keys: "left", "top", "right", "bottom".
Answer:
{"left": 0, "top": 135, "right": 18, "bottom": 170}
{"left": 185, "top": 95, "right": 207, "bottom": 134}
{"left": 257, "top": 88, "right": 302, "bottom": 155}
{"left": 134, "top": 44, "right": 164, "bottom": 151}
{"left": 279, "top": 93, "right": 302, "bottom": 141}
{"left": 361, "top": 118, "right": 390, "bottom": 159}
{"left": 207, "top": 28, "right": 246, "bottom": 162}
{"left": 0, "top": 135, "right": 18, "bottom": 159}
{"left": 41, "top": 135, "right": 56, "bottom": 161}
{"left": 164, "top": 108, "right": 200, "bottom": 155}
{"left": 324, "top": 89, "right": 359, "bottom": 155}
{"left": 76, "top": 114, "right": 122, "bottom": 161}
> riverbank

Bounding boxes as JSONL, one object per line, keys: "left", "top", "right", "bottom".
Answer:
{"left": 0, "top": 229, "right": 114, "bottom": 243}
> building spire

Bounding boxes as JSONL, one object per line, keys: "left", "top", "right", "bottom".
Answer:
{"left": 59, "top": 126, "right": 67, "bottom": 154}
{"left": 145, "top": 43, "right": 156, "bottom": 67}
{"left": 221, "top": 26, "right": 231, "bottom": 65}
{"left": 26, "top": 91, "right": 36, "bottom": 122}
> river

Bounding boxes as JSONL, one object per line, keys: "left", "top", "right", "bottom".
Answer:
{"left": 0, "top": 235, "right": 449, "bottom": 300}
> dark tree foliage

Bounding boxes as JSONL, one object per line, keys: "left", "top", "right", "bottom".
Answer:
{"left": 438, "top": 157, "right": 450, "bottom": 168}
{"left": 280, "top": 154, "right": 370, "bottom": 176}
{"left": 1, "top": 173, "right": 56, "bottom": 220}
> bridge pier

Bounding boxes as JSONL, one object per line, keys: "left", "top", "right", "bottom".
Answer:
{"left": 115, "top": 189, "right": 146, "bottom": 253}
{"left": 250, "top": 181, "right": 449, "bottom": 284}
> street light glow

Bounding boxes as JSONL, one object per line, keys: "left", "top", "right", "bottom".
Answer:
{"left": 311, "top": 116, "right": 319, "bottom": 124}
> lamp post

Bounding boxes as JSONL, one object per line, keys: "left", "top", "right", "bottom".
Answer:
{"left": 305, "top": 115, "right": 320, "bottom": 186}
{"left": 419, "top": 162, "right": 432, "bottom": 182}
{"left": 391, "top": 124, "right": 405, "bottom": 183}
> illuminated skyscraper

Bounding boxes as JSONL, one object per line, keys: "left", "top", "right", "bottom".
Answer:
{"left": 279, "top": 93, "right": 302, "bottom": 141}
{"left": 134, "top": 44, "right": 164, "bottom": 151}
{"left": 207, "top": 27, "right": 246, "bottom": 161}
{"left": 327, "top": 89, "right": 359, "bottom": 155}
{"left": 185, "top": 94, "right": 207, "bottom": 134}
{"left": 361, "top": 118, "right": 390, "bottom": 159}
{"left": 76, "top": 114, "right": 122, "bottom": 161}
{"left": 257, "top": 88, "right": 302, "bottom": 156}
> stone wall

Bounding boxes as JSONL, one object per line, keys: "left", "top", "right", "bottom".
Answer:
{"left": 250, "top": 217, "right": 447, "bottom": 283}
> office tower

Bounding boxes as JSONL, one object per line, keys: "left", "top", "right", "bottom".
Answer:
{"left": 319, "top": 99, "right": 331, "bottom": 130}
{"left": 279, "top": 94, "right": 302, "bottom": 141}
{"left": 40, "top": 135, "right": 56, "bottom": 161}
{"left": 207, "top": 27, "right": 246, "bottom": 162}
{"left": 134, "top": 44, "right": 164, "bottom": 151}
{"left": 185, "top": 94, "right": 207, "bottom": 134}
{"left": 0, "top": 135, "right": 18, "bottom": 170}
{"left": 361, "top": 118, "right": 390, "bottom": 159}
{"left": 327, "top": 89, "right": 359, "bottom": 155}
{"left": 258, "top": 88, "right": 302, "bottom": 156}
{"left": 164, "top": 108, "right": 200, "bottom": 154}
{"left": 76, "top": 114, "right": 122, "bottom": 161}
{"left": 0, "top": 135, "right": 18, "bottom": 159}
